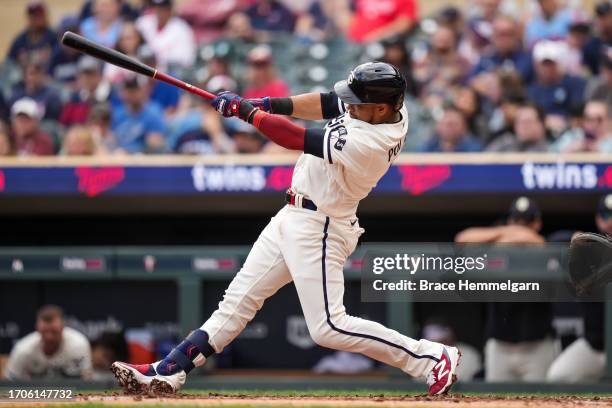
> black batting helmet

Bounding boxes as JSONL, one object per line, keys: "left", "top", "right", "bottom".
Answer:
{"left": 334, "top": 61, "right": 406, "bottom": 111}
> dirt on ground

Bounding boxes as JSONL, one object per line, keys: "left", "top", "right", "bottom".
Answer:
{"left": 8, "top": 393, "right": 612, "bottom": 407}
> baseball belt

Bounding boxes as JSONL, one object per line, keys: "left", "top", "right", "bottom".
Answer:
{"left": 285, "top": 189, "right": 318, "bottom": 211}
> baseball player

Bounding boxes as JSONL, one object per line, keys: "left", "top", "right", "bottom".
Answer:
{"left": 111, "top": 62, "right": 460, "bottom": 396}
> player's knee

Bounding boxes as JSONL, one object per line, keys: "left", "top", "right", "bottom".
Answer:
{"left": 309, "top": 324, "right": 339, "bottom": 349}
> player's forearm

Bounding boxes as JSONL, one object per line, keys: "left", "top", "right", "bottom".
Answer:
{"left": 245, "top": 107, "right": 305, "bottom": 151}
{"left": 455, "top": 227, "right": 503, "bottom": 243}
{"left": 259, "top": 93, "right": 323, "bottom": 120}
{"left": 289, "top": 93, "right": 324, "bottom": 120}
{"left": 251, "top": 92, "right": 343, "bottom": 120}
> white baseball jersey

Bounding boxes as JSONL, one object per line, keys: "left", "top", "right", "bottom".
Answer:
{"left": 292, "top": 103, "right": 408, "bottom": 218}
{"left": 5, "top": 327, "right": 92, "bottom": 380}
{"left": 200, "top": 97, "right": 448, "bottom": 383}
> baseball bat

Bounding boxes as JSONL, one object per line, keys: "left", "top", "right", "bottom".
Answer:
{"left": 61, "top": 31, "right": 216, "bottom": 100}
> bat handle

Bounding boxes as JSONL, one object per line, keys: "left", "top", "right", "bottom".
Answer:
{"left": 154, "top": 71, "right": 216, "bottom": 100}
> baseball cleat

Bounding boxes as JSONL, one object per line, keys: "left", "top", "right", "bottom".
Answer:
{"left": 110, "top": 361, "right": 186, "bottom": 395}
{"left": 426, "top": 346, "right": 461, "bottom": 396}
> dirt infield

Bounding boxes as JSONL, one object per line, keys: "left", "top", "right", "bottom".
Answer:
{"left": 7, "top": 394, "right": 612, "bottom": 408}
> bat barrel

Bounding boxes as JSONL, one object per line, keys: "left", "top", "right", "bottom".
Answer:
{"left": 61, "top": 31, "right": 216, "bottom": 100}
{"left": 61, "top": 31, "right": 156, "bottom": 78}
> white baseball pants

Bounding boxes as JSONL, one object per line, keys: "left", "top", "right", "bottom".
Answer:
{"left": 485, "top": 338, "right": 557, "bottom": 382}
{"left": 201, "top": 205, "right": 444, "bottom": 378}
{"left": 546, "top": 338, "right": 606, "bottom": 383}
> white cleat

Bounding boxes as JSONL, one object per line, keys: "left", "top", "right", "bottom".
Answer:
{"left": 426, "top": 346, "right": 461, "bottom": 396}
{"left": 110, "top": 360, "right": 186, "bottom": 395}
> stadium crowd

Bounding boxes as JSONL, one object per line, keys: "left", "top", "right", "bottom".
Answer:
{"left": 0, "top": 0, "right": 610, "bottom": 156}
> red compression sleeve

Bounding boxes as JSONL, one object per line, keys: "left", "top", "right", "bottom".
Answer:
{"left": 251, "top": 111, "right": 305, "bottom": 151}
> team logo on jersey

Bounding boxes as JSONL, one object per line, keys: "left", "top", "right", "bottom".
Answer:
{"left": 334, "top": 138, "right": 346, "bottom": 151}
{"left": 330, "top": 126, "right": 347, "bottom": 151}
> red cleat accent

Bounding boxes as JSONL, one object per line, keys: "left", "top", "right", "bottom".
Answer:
{"left": 427, "top": 347, "right": 461, "bottom": 396}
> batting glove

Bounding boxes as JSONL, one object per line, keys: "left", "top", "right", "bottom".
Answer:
{"left": 212, "top": 91, "right": 243, "bottom": 118}
{"left": 245, "top": 97, "right": 271, "bottom": 113}
{"left": 212, "top": 91, "right": 258, "bottom": 122}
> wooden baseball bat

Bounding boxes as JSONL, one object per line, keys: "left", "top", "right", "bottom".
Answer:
{"left": 61, "top": 31, "right": 216, "bottom": 100}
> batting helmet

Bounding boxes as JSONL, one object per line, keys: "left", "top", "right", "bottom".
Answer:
{"left": 334, "top": 61, "right": 406, "bottom": 111}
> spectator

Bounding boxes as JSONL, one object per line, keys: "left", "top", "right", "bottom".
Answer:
{"left": 380, "top": 36, "right": 418, "bottom": 97}
{"left": 136, "top": 46, "right": 180, "bottom": 115}
{"left": 437, "top": 6, "right": 465, "bottom": 38}
{"left": 48, "top": 18, "right": 83, "bottom": 84}
{"left": 230, "top": 120, "right": 267, "bottom": 154}
{"left": 583, "top": 1, "right": 612, "bottom": 75}
{"left": 527, "top": 40, "right": 586, "bottom": 122}
{"left": 137, "top": 0, "right": 196, "bottom": 70}
{"left": 564, "top": 19, "right": 593, "bottom": 77}
{"left": 178, "top": 0, "right": 240, "bottom": 43}
{"left": 6, "top": 1, "right": 57, "bottom": 67}
{"left": 3, "top": 305, "right": 92, "bottom": 380}
{"left": 0, "top": 121, "right": 13, "bottom": 156}
{"left": 345, "top": 0, "right": 417, "bottom": 44}
{"left": 245, "top": 0, "right": 296, "bottom": 34}
{"left": 452, "top": 86, "right": 489, "bottom": 141}
{"left": 10, "top": 97, "right": 53, "bottom": 156}
{"left": 469, "top": 16, "right": 534, "bottom": 84}
{"left": 460, "top": 17, "right": 494, "bottom": 66}
{"left": 525, "top": 0, "right": 573, "bottom": 47}
{"left": 78, "top": 0, "right": 139, "bottom": 22}
{"left": 552, "top": 100, "right": 612, "bottom": 153}
{"left": 198, "top": 57, "right": 233, "bottom": 90}
{"left": 547, "top": 194, "right": 612, "bottom": 383}
{"left": 456, "top": 197, "right": 555, "bottom": 382}
{"left": 90, "top": 332, "right": 128, "bottom": 381}
{"left": 225, "top": 12, "right": 256, "bottom": 43}
{"left": 171, "top": 75, "right": 236, "bottom": 154}
{"left": 242, "top": 46, "right": 290, "bottom": 99}
{"left": 80, "top": 0, "right": 124, "bottom": 49}
{"left": 88, "top": 103, "right": 119, "bottom": 154}
{"left": 470, "top": 0, "right": 506, "bottom": 22}
{"left": 485, "top": 71, "right": 527, "bottom": 137}
{"left": 62, "top": 125, "right": 98, "bottom": 156}
{"left": 413, "top": 26, "right": 470, "bottom": 108}
{"left": 586, "top": 49, "right": 612, "bottom": 112}
{"left": 104, "top": 22, "right": 146, "bottom": 84}
{"left": 420, "top": 107, "right": 483, "bottom": 152}
{"left": 486, "top": 105, "right": 549, "bottom": 152}
{"left": 112, "top": 76, "right": 167, "bottom": 154}
{"left": 294, "top": 0, "right": 350, "bottom": 42}
{"left": 460, "top": 0, "right": 517, "bottom": 63}
{"left": 9, "top": 56, "right": 63, "bottom": 121}
{"left": 60, "top": 56, "right": 119, "bottom": 127}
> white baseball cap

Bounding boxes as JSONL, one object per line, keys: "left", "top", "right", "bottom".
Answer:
{"left": 533, "top": 40, "right": 566, "bottom": 64}
{"left": 11, "top": 97, "right": 41, "bottom": 120}
{"left": 207, "top": 75, "right": 237, "bottom": 94}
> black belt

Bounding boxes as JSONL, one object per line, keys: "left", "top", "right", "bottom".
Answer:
{"left": 285, "top": 190, "right": 318, "bottom": 211}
